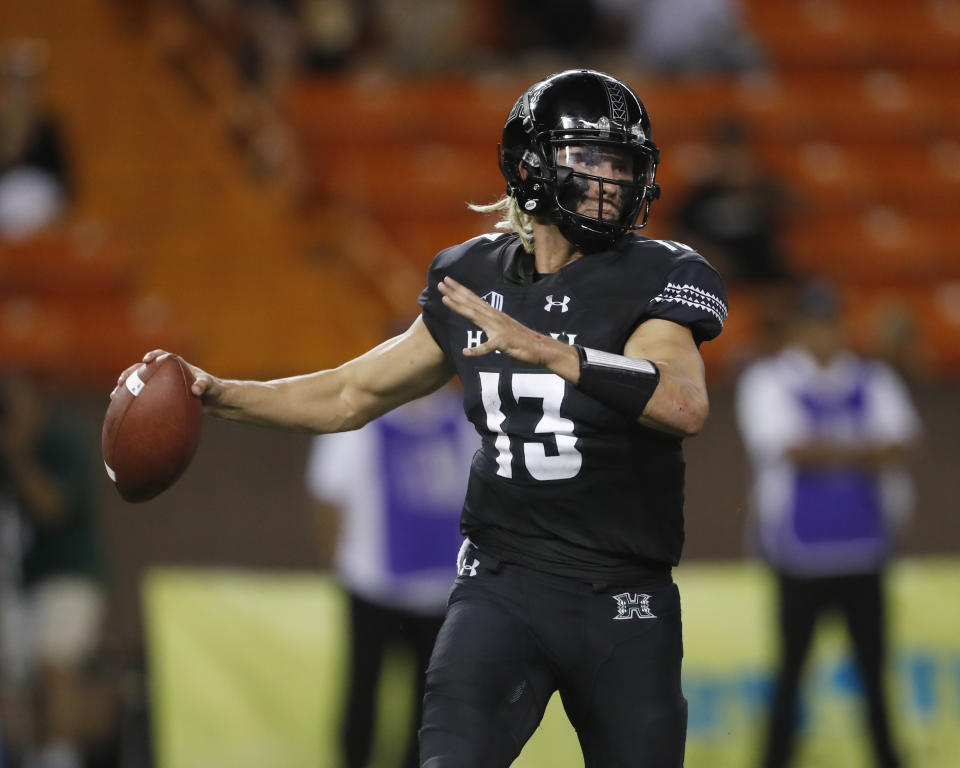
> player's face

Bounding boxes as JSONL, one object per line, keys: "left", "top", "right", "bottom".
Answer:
{"left": 555, "top": 143, "right": 637, "bottom": 221}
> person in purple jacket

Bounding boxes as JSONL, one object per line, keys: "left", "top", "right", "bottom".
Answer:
{"left": 305, "top": 385, "right": 476, "bottom": 768}
{"left": 737, "top": 283, "right": 921, "bottom": 768}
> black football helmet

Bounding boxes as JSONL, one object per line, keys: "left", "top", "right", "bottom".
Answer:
{"left": 499, "top": 69, "right": 661, "bottom": 253}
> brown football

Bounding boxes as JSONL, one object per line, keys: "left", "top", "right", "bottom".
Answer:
{"left": 102, "top": 355, "right": 203, "bottom": 502}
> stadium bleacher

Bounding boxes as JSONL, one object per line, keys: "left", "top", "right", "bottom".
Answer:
{"left": 2, "top": 0, "right": 958, "bottom": 382}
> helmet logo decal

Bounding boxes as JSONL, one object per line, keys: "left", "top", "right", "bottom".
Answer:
{"left": 603, "top": 80, "right": 628, "bottom": 126}
{"left": 507, "top": 97, "right": 523, "bottom": 123}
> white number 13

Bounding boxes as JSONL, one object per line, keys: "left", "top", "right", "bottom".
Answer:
{"left": 479, "top": 371, "right": 582, "bottom": 481}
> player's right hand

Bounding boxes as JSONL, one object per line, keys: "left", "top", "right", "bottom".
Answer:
{"left": 112, "top": 350, "right": 223, "bottom": 405}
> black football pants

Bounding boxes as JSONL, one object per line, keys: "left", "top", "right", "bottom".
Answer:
{"left": 760, "top": 571, "right": 901, "bottom": 768}
{"left": 419, "top": 543, "right": 687, "bottom": 768}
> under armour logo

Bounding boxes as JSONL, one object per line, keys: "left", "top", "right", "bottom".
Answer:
{"left": 612, "top": 593, "right": 656, "bottom": 620}
{"left": 459, "top": 558, "right": 480, "bottom": 577}
{"left": 544, "top": 295, "right": 570, "bottom": 313}
{"left": 482, "top": 291, "right": 504, "bottom": 311}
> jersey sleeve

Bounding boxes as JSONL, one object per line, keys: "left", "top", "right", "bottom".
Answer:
{"left": 417, "top": 251, "right": 454, "bottom": 359}
{"left": 645, "top": 256, "right": 728, "bottom": 344}
{"left": 417, "top": 234, "right": 504, "bottom": 360}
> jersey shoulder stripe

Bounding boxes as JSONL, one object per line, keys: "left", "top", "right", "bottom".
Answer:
{"left": 651, "top": 281, "right": 728, "bottom": 326}
{"left": 622, "top": 236, "right": 728, "bottom": 343}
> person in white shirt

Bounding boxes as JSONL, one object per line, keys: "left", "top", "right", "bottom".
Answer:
{"left": 736, "top": 283, "right": 920, "bottom": 768}
{"left": 305, "top": 385, "right": 476, "bottom": 768}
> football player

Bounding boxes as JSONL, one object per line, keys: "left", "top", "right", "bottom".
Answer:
{"left": 116, "top": 69, "right": 727, "bottom": 767}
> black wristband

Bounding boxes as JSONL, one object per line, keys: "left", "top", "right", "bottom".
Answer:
{"left": 574, "top": 345, "right": 660, "bottom": 420}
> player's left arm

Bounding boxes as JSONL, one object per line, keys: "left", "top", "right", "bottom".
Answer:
{"left": 621, "top": 318, "right": 708, "bottom": 437}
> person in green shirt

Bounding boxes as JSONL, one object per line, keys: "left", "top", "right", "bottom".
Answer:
{"left": 0, "top": 371, "right": 106, "bottom": 768}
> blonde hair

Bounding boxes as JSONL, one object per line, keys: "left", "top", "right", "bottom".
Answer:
{"left": 468, "top": 196, "right": 535, "bottom": 254}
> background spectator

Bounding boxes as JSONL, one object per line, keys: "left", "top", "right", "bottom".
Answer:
{"left": 736, "top": 283, "right": 920, "bottom": 768}
{"left": 305, "top": 383, "right": 476, "bottom": 768}
{"left": 0, "top": 40, "right": 71, "bottom": 240}
{"left": 672, "top": 116, "right": 794, "bottom": 285}
{"left": 0, "top": 372, "right": 108, "bottom": 768}
{"left": 501, "top": 0, "right": 603, "bottom": 63}
{"left": 597, "top": 0, "right": 764, "bottom": 75}
{"left": 299, "top": 0, "right": 370, "bottom": 73}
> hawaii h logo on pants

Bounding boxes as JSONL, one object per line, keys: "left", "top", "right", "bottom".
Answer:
{"left": 612, "top": 592, "right": 656, "bottom": 620}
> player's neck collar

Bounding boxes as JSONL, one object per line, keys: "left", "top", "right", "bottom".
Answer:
{"left": 502, "top": 238, "right": 536, "bottom": 285}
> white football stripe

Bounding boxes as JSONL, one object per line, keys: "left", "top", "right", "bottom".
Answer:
{"left": 125, "top": 368, "right": 145, "bottom": 396}
{"left": 104, "top": 461, "right": 116, "bottom": 482}
{"left": 583, "top": 347, "right": 658, "bottom": 375}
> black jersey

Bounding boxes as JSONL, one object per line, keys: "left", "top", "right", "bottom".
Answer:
{"left": 418, "top": 232, "right": 727, "bottom": 582}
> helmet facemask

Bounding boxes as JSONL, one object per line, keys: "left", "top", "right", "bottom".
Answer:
{"left": 549, "top": 142, "right": 654, "bottom": 251}
{"left": 500, "top": 140, "right": 659, "bottom": 253}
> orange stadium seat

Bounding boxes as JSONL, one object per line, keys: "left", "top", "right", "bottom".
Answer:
{"left": 697, "top": 287, "right": 774, "bottom": 379}
{"left": 0, "top": 229, "right": 133, "bottom": 295}
{"left": 640, "top": 79, "right": 744, "bottom": 142}
{"left": 618, "top": 70, "right": 956, "bottom": 151}
{"left": 865, "top": 4, "right": 960, "bottom": 68}
{"left": 751, "top": 71, "right": 947, "bottom": 141}
{"left": 784, "top": 209, "right": 959, "bottom": 284}
{"left": 757, "top": 140, "right": 960, "bottom": 215}
{"left": 743, "top": 0, "right": 960, "bottom": 69}
{"left": 0, "top": 293, "right": 191, "bottom": 386}
{"left": 304, "top": 140, "right": 502, "bottom": 217}
{"left": 746, "top": 3, "right": 871, "bottom": 67}
{"left": 287, "top": 76, "right": 514, "bottom": 147}
{"left": 377, "top": 213, "right": 503, "bottom": 273}
{"left": 843, "top": 284, "right": 960, "bottom": 376}
{"left": 638, "top": 73, "right": 932, "bottom": 146}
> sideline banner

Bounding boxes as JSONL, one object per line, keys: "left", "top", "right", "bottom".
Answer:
{"left": 671, "top": 560, "right": 960, "bottom": 768}
{"left": 144, "top": 570, "right": 347, "bottom": 768}
{"left": 145, "top": 560, "right": 960, "bottom": 768}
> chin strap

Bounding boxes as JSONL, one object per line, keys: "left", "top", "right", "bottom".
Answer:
{"left": 573, "top": 346, "right": 661, "bottom": 420}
